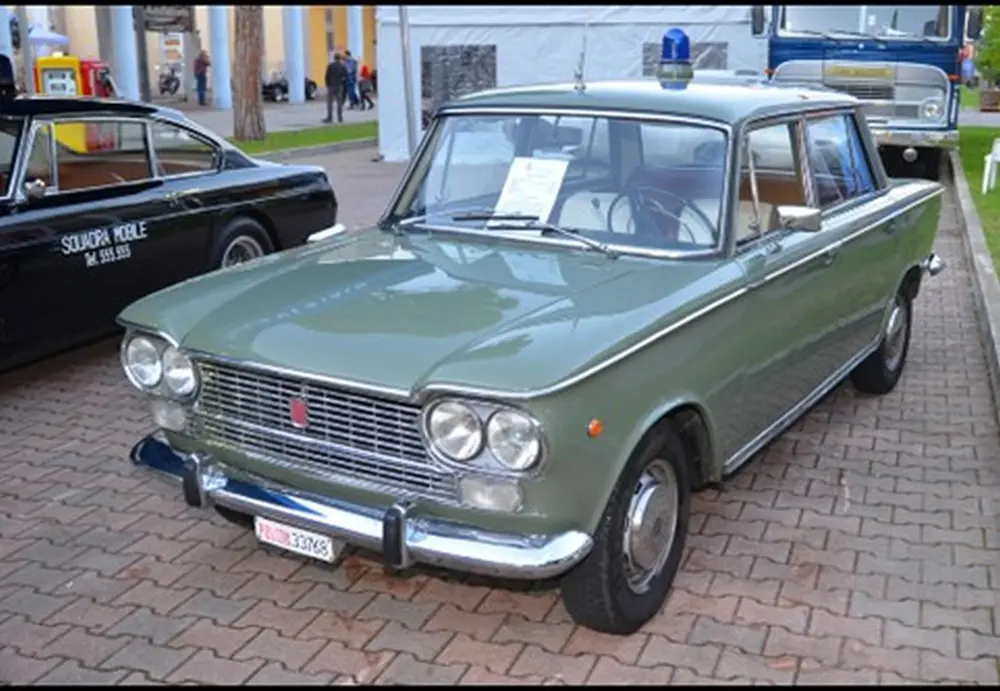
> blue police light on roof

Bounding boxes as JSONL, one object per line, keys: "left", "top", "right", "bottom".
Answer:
{"left": 658, "top": 27, "right": 694, "bottom": 90}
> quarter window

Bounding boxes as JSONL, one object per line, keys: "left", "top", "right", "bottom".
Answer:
{"left": 150, "top": 121, "right": 218, "bottom": 176}
{"left": 805, "top": 114, "right": 877, "bottom": 209}
{"left": 738, "top": 122, "right": 808, "bottom": 244}
{"left": 23, "top": 124, "right": 53, "bottom": 188}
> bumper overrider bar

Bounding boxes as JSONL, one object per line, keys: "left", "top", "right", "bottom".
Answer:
{"left": 922, "top": 252, "right": 946, "bottom": 277}
{"left": 870, "top": 127, "right": 959, "bottom": 150}
{"left": 131, "top": 434, "right": 594, "bottom": 579}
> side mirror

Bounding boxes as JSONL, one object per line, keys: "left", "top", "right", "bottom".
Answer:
{"left": 776, "top": 205, "right": 821, "bottom": 232}
{"left": 967, "top": 7, "right": 984, "bottom": 41}
{"left": 751, "top": 6, "right": 767, "bottom": 36}
{"left": 23, "top": 178, "right": 47, "bottom": 201}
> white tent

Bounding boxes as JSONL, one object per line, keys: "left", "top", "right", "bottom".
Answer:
{"left": 375, "top": 5, "right": 768, "bottom": 162}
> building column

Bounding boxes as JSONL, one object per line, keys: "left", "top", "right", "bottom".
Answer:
{"left": 207, "top": 5, "right": 231, "bottom": 109}
{"left": 95, "top": 6, "right": 114, "bottom": 66}
{"left": 283, "top": 6, "right": 305, "bottom": 102}
{"left": 347, "top": 5, "right": 363, "bottom": 62}
{"left": 0, "top": 8, "right": 12, "bottom": 62}
{"left": 110, "top": 5, "right": 140, "bottom": 100}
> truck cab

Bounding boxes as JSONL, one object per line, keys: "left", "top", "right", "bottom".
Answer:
{"left": 752, "top": 5, "right": 984, "bottom": 180}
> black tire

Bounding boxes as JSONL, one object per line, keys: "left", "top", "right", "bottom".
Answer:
{"left": 306, "top": 82, "right": 317, "bottom": 100}
{"left": 850, "top": 289, "right": 912, "bottom": 395}
{"left": 560, "top": 421, "right": 691, "bottom": 635}
{"left": 210, "top": 217, "right": 275, "bottom": 270}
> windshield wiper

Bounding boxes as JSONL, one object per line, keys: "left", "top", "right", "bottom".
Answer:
{"left": 451, "top": 211, "right": 618, "bottom": 258}
{"left": 827, "top": 29, "right": 885, "bottom": 42}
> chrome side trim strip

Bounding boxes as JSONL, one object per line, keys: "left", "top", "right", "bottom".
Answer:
{"left": 723, "top": 336, "right": 881, "bottom": 476}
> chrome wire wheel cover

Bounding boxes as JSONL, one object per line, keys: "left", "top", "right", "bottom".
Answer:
{"left": 883, "top": 296, "right": 909, "bottom": 372}
{"left": 622, "top": 458, "right": 680, "bottom": 594}
{"left": 221, "top": 236, "right": 265, "bottom": 267}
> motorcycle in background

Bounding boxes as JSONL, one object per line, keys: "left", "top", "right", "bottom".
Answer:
{"left": 158, "top": 65, "right": 180, "bottom": 96}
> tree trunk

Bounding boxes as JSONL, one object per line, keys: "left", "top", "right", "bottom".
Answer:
{"left": 233, "top": 5, "right": 266, "bottom": 141}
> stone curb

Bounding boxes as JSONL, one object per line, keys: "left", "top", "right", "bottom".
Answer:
{"left": 949, "top": 148, "right": 1000, "bottom": 427}
{"left": 256, "top": 136, "right": 377, "bottom": 163}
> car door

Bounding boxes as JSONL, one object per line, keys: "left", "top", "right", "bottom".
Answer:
{"left": 0, "top": 116, "right": 174, "bottom": 364}
{"left": 725, "top": 118, "right": 844, "bottom": 464}
{"left": 802, "top": 110, "right": 898, "bottom": 365}
{"left": 146, "top": 118, "right": 223, "bottom": 285}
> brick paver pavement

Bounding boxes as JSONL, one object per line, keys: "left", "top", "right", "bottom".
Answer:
{"left": 1, "top": 150, "right": 999, "bottom": 684}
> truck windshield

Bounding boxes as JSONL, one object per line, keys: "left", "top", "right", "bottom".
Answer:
{"left": 779, "top": 5, "right": 952, "bottom": 41}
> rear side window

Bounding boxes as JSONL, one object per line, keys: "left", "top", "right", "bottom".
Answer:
{"left": 150, "top": 121, "right": 218, "bottom": 177}
{"left": 804, "top": 114, "right": 877, "bottom": 208}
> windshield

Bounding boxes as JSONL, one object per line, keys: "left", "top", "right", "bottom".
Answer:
{"left": 388, "top": 113, "right": 729, "bottom": 254}
{"left": 779, "top": 5, "right": 953, "bottom": 41}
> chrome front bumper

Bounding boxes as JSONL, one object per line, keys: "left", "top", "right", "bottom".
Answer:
{"left": 306, "top": 223, "right": 347, "bottom": 243}
{"left": 922, "top": 252, "right": 946, "bottom": 277}
{"left": 870, "top": 127, "right": 959, "bottom": 150}
{"left": 131, "top": 435, "right": 593, "bottom": 580}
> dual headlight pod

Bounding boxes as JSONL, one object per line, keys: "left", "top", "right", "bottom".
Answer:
{"left": 920, "top": 97, "right": 944, "bottom": 120}
{"left": 121, "top": 334, "right": 199, "bottom": 398}
{"left": 423, "top": 399, "right": 544, "bottom": 471}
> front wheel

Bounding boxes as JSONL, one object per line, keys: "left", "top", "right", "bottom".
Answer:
{"left": 850, "top": 289, "right": 912, "bottom": 395}
{"left": 560, "top": 422, "right": 691, "bottom": 635}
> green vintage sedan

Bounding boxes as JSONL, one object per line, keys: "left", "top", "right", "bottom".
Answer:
{"left": 117, "top": 43, "right": 945, "bottom": 635}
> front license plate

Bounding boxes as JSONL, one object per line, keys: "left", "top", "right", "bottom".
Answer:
{"left": 254, "top": 516, "right": 341, "bottom": 563}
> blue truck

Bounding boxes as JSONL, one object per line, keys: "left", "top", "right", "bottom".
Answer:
{"left": 751, "top": 5, "right": 984, "bottom": 180}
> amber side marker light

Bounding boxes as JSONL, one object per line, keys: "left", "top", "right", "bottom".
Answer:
{"left": 587, "top": 418, "right": 604, "bottom": 438}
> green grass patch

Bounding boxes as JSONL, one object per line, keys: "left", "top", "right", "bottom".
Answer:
{"left": 959, "top": 126, "right": 1000, "bottom": 267}
{"left": 229, "top": 121, "right": 376, "bottom": 154}
{"left": 960, "top": 86, "right": 980, "bottom": 111}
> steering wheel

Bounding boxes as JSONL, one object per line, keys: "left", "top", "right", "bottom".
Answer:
{"left": 606, "top": 185, "right": 716, "bottom": 243}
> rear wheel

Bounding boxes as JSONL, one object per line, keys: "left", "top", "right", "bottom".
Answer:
{"left": 211, "top": 217, "right": 274, "bottom": 270}
{"left": 851, "top": 288, "right": 912, "bottom": 395}
{"left": 560, "top": 422, "right": 691, "bottom": 635}
{"left": 306, "top": 81, "right": 317, "bottom": 100}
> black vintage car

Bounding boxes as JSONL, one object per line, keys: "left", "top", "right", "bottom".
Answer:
{"left": 262, "top": 72, "right": 319, "bottom": 102}
{"left": 0, "top": 58, "right": 340, "bottom": 373}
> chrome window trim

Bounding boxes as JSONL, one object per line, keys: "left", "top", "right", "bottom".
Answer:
{"left": 0, "top": 115, "right": 27, "bottom": 202}
{"left": 383, "top": 106, "right": 734, "bottom": 257}
{"left": 13, "top": 114, "right": 159, "bottom": 200}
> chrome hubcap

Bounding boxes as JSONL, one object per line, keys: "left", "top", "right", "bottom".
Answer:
{"left": 221, "top": 236, "right": 265, "bottom": 267}
{"left": 622, "top": 458, "right": 680, "bottom": 594}
{"left": 883, "top": 297, "right": 909, "bottom": 372}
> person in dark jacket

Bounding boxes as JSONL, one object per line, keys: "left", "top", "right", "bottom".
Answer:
{"left": 323, "top": 52, "right": 348, "bottom": 123}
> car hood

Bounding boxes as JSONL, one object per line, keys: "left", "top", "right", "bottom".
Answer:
{"left": 120, "top": 230, "right": 737, "bottom": 396}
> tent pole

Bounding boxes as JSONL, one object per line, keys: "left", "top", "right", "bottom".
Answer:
{"left": 398, "top": 5, "right": 418, "bottom": 158}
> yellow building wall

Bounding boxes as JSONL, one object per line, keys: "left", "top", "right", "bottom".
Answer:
{"left": 307, "top": 7, "right": 329, "bottom": 83}
{"left": 363, "top": 6, "right": 376, "bottom": 68}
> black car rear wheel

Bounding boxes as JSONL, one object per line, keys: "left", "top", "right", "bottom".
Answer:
{"left": 306, "top": 81, "right": 317, "bottom": 100}
{"left": 212, "top": 217, "right": 275, "bottom": 270}
{"left": 560, "top": 421, "right": 691, "bottom": 635}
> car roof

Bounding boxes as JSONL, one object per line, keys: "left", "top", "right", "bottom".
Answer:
{"left": 443, "top": 79, "right": 858, "bottom": 126}
{"left": 0, "top": 95, "right": 168, "bottom": 118}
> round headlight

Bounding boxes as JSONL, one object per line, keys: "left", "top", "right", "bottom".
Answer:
{"left": 162, "top": 346, "right": 198, "bottom": 397}
{"left": 123, "top": 336, "right": 162, "bottom": 389}
{"left": 921, "top": 98, "right": 943, "bottom": 119}
{"left": 426, "top": 401, "right": 483, "bottom": 461}
{"left": 486, "top": 409, "right": 542, "bottom": 471}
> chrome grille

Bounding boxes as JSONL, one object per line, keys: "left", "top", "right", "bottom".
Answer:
{"left": 192, "top": 360, "right": 456, "bottom": 500}
{"left": 823, "top": 81, "right": 895, "bottom": 101}
{"left": 861, "top": 102, "right": 921, "bottom": 119}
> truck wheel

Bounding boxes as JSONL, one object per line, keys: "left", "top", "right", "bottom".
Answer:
{"left": 851, "top": 288, "right": 912, "bottom": 395}
{"left": 560, "top": 421, "right": 691, "bottom": 635}
{"left": 212, "top": 217, "right": 274, "bottom": 270}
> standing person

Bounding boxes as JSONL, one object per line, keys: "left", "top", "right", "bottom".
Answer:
{"left": 358, "top": 64, "right": 375, "bottom": 111}
{"left": 193, "top": 50, "right": 210, "bottom": 106}
{"left": 323, "top": 52, "right": 348, "bottom": 123}
{"left": 344, "top": 50, "right": 359, "bottom": 109}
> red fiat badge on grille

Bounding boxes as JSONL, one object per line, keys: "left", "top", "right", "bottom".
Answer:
{"left": 289, "top": 397, "right": 309, "bottom": 429}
